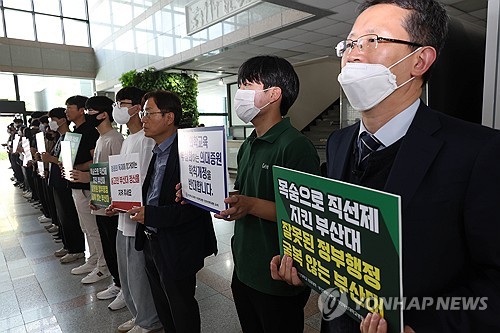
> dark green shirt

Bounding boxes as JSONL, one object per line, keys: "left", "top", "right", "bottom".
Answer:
{"left": 233, "top": 117, "right": 320, "bottom": 296}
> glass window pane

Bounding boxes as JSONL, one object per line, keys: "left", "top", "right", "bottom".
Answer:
{"left": 3, "top": 0, "right": 32, "bottom": 11}
{"left": 63, "top": 18, "right": 89, "bottom": 46}
{"left": 111, "top": 2, "right": 133, "bottom": 27}
{"left": 4, "top": 10, "right": 35, "bottom": 40}
{"left": 35, "top": 14, "right": 63, "bottom": 44}
{"left": 89, "top": 22, "right": 112, "bottom": 47}
{"left": 33, "top": 0, "right": 61, "bottom": 15}
{"left": 0, "top": 74, "right": 16, "bottom": 101}
{"left": 17, "top": 75, "right": 94, "bottom": 112}
{"left": 0, "top": 11, "right": 4, "bottom": 37}
{"left": 33, "top": 0, "right": 61, "bottom": 16}
{"left": 61, "top": 0, "right": 87, "bottom": 19}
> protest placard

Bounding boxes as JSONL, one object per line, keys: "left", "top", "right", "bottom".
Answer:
{"left": 36, "top": 132, "right": 46, "bottom": 177}
{"left": 90, "top": 162, "right": 111, "bottom": 209}
{"left": 178, "top": 126, "right": 229, "bottom": 213}
{"left": 274, "top": 166, "right": 402, "bottom": 333}
{"left": 109, "top": 153, "right": 142, "bottom": 211}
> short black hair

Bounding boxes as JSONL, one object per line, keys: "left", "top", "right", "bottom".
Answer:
{"left": 65, "top": 95, "right": 88, "bottom": 109}
{"left": 142, "top": 90, "right": 182, "bottom": 127}
{"left": 86, "top": 96, "right": 115, "bottom": 123}
{"left": 358, "top": 0, "right": 449, "bottom": 83}
{"left": 31, "top": 119, "right": 40, "bottom": 127}
{"left": 39, "top": 115, "right": 49, "bottom": 124}
{"left": 116, "top": 87, "right": 146, "bottom": 106}
{"left": 237, "top": 55, "right": 299, "bottom": 116}
{"left": 48, "top": 107, "right": 67, "bottom": 120}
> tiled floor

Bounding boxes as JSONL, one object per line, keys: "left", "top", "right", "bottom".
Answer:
{"left": 0, "top": 160, "right": 321, "bottom": 332}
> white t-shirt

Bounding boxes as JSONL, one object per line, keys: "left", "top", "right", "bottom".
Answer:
{"left": 92, "top": 128, "right": 124, "bottom": 216}
{"left": 117, "top": 129, "right": 155, "bottom": 236}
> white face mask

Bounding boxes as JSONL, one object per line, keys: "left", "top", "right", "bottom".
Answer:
{"left": 338, "top": 47, "right": 421, "bottom": 111}
{"left": 112, "top": 103, "right": 132, "bottom": 125}
{"left": 49, "top": 120, "right": 59, "bottom": 131}
{"left": 234, "top": 88, "right": 271, "bottom": 123}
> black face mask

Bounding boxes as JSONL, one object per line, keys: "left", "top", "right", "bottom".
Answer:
{"left": 85, "top": 113, "right": 104, "bottom": 128}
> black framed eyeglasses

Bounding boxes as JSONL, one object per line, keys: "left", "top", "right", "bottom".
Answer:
{"left": 335, "top": 33, "right": 423, "bottom": 57}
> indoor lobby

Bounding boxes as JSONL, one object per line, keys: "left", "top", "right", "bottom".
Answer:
{"left": 0, "top": 160, "right": 322, "bottom": 332}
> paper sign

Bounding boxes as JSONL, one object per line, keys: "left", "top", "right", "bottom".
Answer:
{"left": 109, "top": 153, "right": 142, "bottom": 211}
{"left": 178, "top": 126, "right": 229, "bottom": 213}
{"left": 36, "top": 132, "right": 46, "bottom": 177}
{"left": 63, "top": 132, "right": 82, "bottom": 164}
{"left": 90, "top": 162, "right": 111, "bottom": 209}
{"left": 274, "top": 166, "right": 403, "bottom": 333}
{"left": 60, "top": 140, "right": 73, "bottom": 180}
{"left": 21, "top": 137, "right": 32, "bottom": 167}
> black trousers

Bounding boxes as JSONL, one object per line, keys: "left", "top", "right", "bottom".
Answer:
{"left": 231, "top": 271, "right": 311, "bottom": 333}
{"left": 52, "top": 187, "right": 85, "bottom": 254}
{"left": 43, "top": 180, "right": 59, "bottom": 225}
{"left": 36, "top": 174, "right": 50, "bottom": 218}
{"left": 95, "top": 215, "right": 119, "bottom": 286}
{"left": 143, "top": 235, "right": 200, "bottom": 333}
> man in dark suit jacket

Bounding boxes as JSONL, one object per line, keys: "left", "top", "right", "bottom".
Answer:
{"left": 271, "top": 1, "right": 500, "bottom": 332}
{"left": 130, "top": 90, "right": 217, "bottom": 333}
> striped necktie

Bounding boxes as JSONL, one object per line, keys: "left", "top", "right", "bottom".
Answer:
{"left": 358, "top": 131, "right": 383, "bottom": 170}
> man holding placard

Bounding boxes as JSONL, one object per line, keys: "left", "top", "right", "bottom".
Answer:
{"left": 129, "top": 90, "right": 217, "bottom": 333}
{"left": 106, "top": 87, "right": 161, "bottom": 333}
{"left": 272, "top": 1, "right": 500, "bottom": 332}
{"left": 64, "top": 95, "right": 105, "bottom": 283}
{"left": 215, "top": 55, "right": 320, "bottom": 332}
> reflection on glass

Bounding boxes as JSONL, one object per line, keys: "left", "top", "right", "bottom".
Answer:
{"left": 4, "top": 9, "right": 35, "bottom": 40}
{"left": 63, "top": 18, "right": 89, "bottom": 46}
{"left": 3, "top": 0, "right": 32, "bottom": 11}
{"left": 0, "top": 12, "right": 4, "bottom": 37}
{"left": 112, "top": 2, "right": 133, "bottom": 27}
{"left": 0, "top": 74, "right": 16, "bottom": 101}
{"left": 17, "top": 75, "right": 94, "bottom": 111}
{"left": 89, "top": 23, "right": 112, "bottom": 47}
{"left": 115, "top": 31, "right": 134, "bottom": 52}
{"left": 61, "top": 0, "right": 87, "bottom": 19}
{"left": 35, "top": 14, "right": 63, "bottom": 44}
{"left": 33, "top": 0, "right": 60, "bottom": 16}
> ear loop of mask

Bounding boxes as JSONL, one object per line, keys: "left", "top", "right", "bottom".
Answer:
{"left": 388, "top": 47, "right": 422, "bottom": 89}
{"left": 257, "top": 87, "right": 274, "bottom": 110}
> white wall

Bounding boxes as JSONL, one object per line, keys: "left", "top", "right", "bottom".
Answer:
{"left": 288, "top": 57, "right": 341, "bottom": 131}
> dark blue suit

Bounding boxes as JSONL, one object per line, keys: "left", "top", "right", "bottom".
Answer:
{"left": 324, "top": 102, "right": 500, "bottom": 332}
{"left": 135, "top": 136, "right": 217, "bottom": 332}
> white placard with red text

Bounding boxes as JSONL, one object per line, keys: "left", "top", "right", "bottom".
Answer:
{"left": 109, "top": 153, "right": 143, "bottom": 211}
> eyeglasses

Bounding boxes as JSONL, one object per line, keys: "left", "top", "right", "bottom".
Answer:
{"left": 84, "top": 108, "right": 99, "bottom": 115}
{"left": 113, "top": 101, "right": 133, "bottom": 108}
{"left": 139, "top": 110, "right": 164, "bottom": 119}
{"left": 335, "top": 34, "right": 423, "bottom": 57}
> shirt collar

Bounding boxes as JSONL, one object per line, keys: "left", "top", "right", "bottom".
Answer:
{"left": 358, "top": 99, "right": 420, "bottom": 148}
{"left": 153, "top": 132, "right": 176, "bottom": 154}
{"left": 250, "top": 117, "right": 291, "bottom": 143}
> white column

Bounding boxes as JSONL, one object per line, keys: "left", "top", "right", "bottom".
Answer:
{"left": 482, "top": 0, "right": 500, "bottom": 129}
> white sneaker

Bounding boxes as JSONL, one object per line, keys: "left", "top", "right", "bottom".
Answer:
{"left": 60, "top": 252, "right": 84, "bottom": 263}
{"left": 38, "top": 215, "right": 52, "bottom": 223}
{"left": 97, "top": 284, "right": 121, "bottom": 300}
{"left": 117, "top": 318, "right": 135, "bottom": 332}
{"left": 108, "top": 290, "right": 126, "bottom": 310}
{"left": 54, "top": 247, "right": 68, "bottom": 257}
{"left": 71, "top": 261, "right": 96, "bottom": 275}
{"left": 81, "top": 267, "right": 111, "bottom": 284}
{"left": 127, "top": 325, "right": 163, "bottom": 333}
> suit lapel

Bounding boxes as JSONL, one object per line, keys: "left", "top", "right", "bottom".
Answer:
{"left": 159, "top": 137, "right": 178, "bottom": 204}
{"left": 142, "top": 153, "right": 156, "bottom": 202}
{"left": 384, "top": 103, "right": 443, "bottom": 210}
